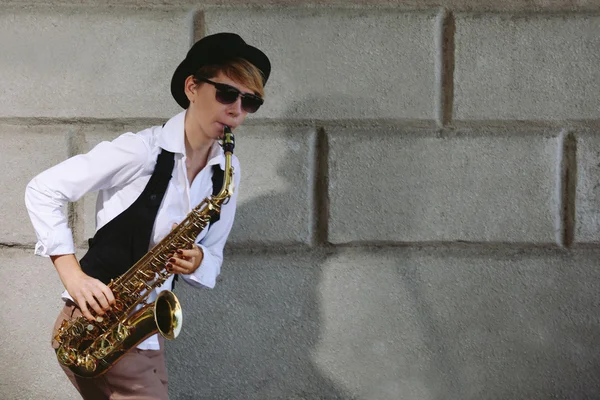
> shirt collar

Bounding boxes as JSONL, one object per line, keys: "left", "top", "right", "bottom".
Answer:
{"left": 157, "top": 110, "right": 226, "bottom": 170}
{"left": 157, "top": 110, "right": 186, "bottom": 155}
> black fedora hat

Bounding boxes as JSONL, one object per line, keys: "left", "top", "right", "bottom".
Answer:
{"left": 170, "top": 32, "right": 271, "bottom": 109}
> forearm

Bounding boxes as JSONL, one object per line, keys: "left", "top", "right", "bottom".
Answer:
{"left": 50, "top": 254, "right": 84, "bottom": 289}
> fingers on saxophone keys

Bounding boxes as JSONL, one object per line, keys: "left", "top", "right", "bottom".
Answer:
{"left": 75, "top": 296, "right": 94, "bottom": 321}
{"left": 100, "top": 284, "right": 116, "bottom": 306}
{"left": 82, "top": 294, "right": 103, "bottom": 321}
{"left": 167, "top": 258, "right": 192, "bottom": 274}
{"left": 166, "top": 257, "right": 180, "bottom": 272}
{"left": 95, "top": 292, "right": 112, "bottom": 314}
{"left": 177, "top": 247, "right": 199, "bottom": 259}
{"left": 90, "top": 295, "right": 106, "bottom": 315}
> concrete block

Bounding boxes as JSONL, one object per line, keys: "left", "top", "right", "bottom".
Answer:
{"left": 0, "top": 248, "right": 79, "bottom": 400}
{"left": 77, "top": 122, "right": 315, "bottom": 247}
{"left": 327, "top": 125, "right": 561, "bottom": 244}
{"left": 0, "top": 124, "right": 70, "bottom": 246}
{"left": 166, "top": 246, "right": 600, "bottom": 399}
{"left": 0, "top": 7, "right": 189, "bottom": 118}
{"left": 4, "top": 0, "right": 600, "bottom": 13}
{"left": 455, "top": 14, "right": 600, "bottom": 120}
{"left": 229, "top": 123, "right": 315, "bottom": 245}
{"left": 204, "top": 7, "right": 439, "bottom": 120}
{"left": 574, "top": 129, "right": 600, "bottom": 243}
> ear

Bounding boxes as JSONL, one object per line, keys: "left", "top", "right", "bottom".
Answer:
{"left": 184, "top": 75, "right": 198, "bottom": 102}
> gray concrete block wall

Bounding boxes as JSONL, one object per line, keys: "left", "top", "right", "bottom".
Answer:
{"left": 328, "top": 125, "right": 562, "bottom": 244}
{"left": 2, "top": 248, "right": 80, "bottom": 400}
{"left": 0, "top": 7, "right": 189, "bottom": 118}
{"left": 168, "top": 247, "right": 600, "bottom": 400}
{"left": 228, "top": 123, "right": 316, "bottom": 245}
{"left": 0, "top": 124, "right": 70, "bottom": 245}
{"left": 575, "top": 128, "right": 600, "bottom": 243}
{"left": 204, "top": 7, "right": 440, "bottom": 120}
{"left": 454, "top": 14, "right": 600, "bottom": 120}
{"left": 2, "top": 2, "right": 600, "bottom": 400}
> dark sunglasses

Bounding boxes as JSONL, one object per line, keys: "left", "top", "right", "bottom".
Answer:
{"left": 198, "top": 78, "right": 264, "bottom": 113}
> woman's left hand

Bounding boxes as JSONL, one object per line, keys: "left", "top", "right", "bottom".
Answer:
{"left": 167, "top": 244, "right": 203, "bottom": 275}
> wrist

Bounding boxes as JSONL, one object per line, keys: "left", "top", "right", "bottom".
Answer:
{"left": 51, "top": 254, "right": 84, "bottom": 287}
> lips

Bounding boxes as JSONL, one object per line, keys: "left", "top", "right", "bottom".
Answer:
{"left": 217, "top": 121, "right": 234, "bottom": 130}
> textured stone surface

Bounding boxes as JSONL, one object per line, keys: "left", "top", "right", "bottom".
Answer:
{"left": 327, "top": 125, "right": 561, "bottom": 244}
{"left": 0, "top": 7, "right": 188, "bottom": 118}
{"left": 574, "top": 129, "right": 600, "bottom": 243}
{"left": 0, "top": 248, "right": 79, "bottom": 400}
{"left": 455, "top": 14, "right": 600, "bottom": 120}
{"left": 0, "top": 124, "right": 70, "bottom": 245}
{"left": 5, "top": 0, "right": 600, "bottom": 12}
{"left": 2, "top": 3, "right": 600, "bottom": 400}
{"left": 229, "top": 123, "right": 315, "bottom": 245}
{"left": 166, "top": 246, "right": 600, "bottom": 399}
{"left": 204, "top": 7, "right": 438, "bottom": 120}
{"left": 6, "top": 244, "right": 600, "bottom": 399}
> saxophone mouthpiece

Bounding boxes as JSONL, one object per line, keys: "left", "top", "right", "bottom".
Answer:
{"left": 223, "top": 125, "right": 235, "bottom": 154}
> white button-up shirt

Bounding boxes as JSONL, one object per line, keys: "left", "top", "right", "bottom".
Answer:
{"left": 25, "top": 110, "right": 240, "bottom": 349}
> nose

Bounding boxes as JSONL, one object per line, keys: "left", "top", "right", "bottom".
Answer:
{"left": 227, "top": 97, "right": 244, "bottom": 117}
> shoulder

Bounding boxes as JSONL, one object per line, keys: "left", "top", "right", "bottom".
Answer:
{"left": 104, "top": 125, "right": 162, "bottom": 167}
{"left": 130, "top": 125, "right": 162, "bottom": 154}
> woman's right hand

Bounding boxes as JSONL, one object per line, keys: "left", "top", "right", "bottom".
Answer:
{"left": 65, "top": 271, "right": 115, "bottom": 321}
{"left": 51, "top": 254, "right": 115, "bottom": 321}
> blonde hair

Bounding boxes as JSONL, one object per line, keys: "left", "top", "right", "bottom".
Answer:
{"left": 194, "top": 58, "right": 265, "bottom": 98}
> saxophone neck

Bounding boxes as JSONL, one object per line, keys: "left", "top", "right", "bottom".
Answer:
{"left": 215, "top": 126, "right": 235, "bottom": 199}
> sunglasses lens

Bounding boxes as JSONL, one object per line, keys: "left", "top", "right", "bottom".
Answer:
{"left": 215, "top": 89, "right": 239, "bottom": 105}
{"left": 241, "top": 96, "right": 263, "bottom": 113}
{"left": 209, "top": 80, "right": 263, "bottom": 113}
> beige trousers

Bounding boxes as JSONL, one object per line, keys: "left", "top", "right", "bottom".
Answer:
{"left": 52, "top": 301, "right": 169, "bottom": 400}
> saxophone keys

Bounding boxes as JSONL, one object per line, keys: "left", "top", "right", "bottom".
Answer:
{"left": 56, "top": 346, "right": 77, "bottom": 366}
{"left": 58, "top": 319, "right": 70, "bottom": 331}
{"left": 77, "top": 355, "right": 97, "bottom": 373}
{"left": 113, "top": 299, "right": 125, "bottom": 312}
{"left": 70, "top": 320, "right": 86, "bottom": 335}
{"left": 92, "top": 337, "right": 114, "bottom": 358}
{"left": 111, "top": 323, "right": 130, "bottom": 342}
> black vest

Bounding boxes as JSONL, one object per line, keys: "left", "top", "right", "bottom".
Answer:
{"left": 80, "top": 150, "right": 224, "bottom": 284}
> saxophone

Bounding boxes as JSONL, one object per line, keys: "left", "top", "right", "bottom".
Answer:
{"left": 54, "top": 127, "right": 236, "bottom": 378}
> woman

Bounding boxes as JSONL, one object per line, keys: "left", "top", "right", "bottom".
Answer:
{"left": 25, "top": 32, "right": 270, "bottom": 400}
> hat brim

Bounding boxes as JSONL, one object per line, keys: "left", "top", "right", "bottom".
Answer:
{"left": 170, "top": 44, "right": 271, "bottom": 110}
{"left": 171, "top": 58, "right": 193, "bottom": 109}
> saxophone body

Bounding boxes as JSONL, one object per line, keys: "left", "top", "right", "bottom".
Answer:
{"left": 54, "top": 128, "right": 236, "bottom": 378}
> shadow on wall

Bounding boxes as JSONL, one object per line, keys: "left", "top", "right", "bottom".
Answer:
{"left": 395, "top": 247, "right": 600, "bottom": 400}
{"left": 165, "top": 96, "right": 364, "bottom": 400}
{"left": 164, "top": 91, "right": 600, "bottom": 399}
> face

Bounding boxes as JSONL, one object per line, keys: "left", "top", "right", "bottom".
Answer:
{"left": 184, "top": 71, "right": 254, "bottom": 142}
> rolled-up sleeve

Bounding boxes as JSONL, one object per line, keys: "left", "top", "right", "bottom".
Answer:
{"left": 181, "top": 157, "right": 241, "bottom": 289}
{"left": 24, "top": 132, "right": 151, "bottom": 257}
